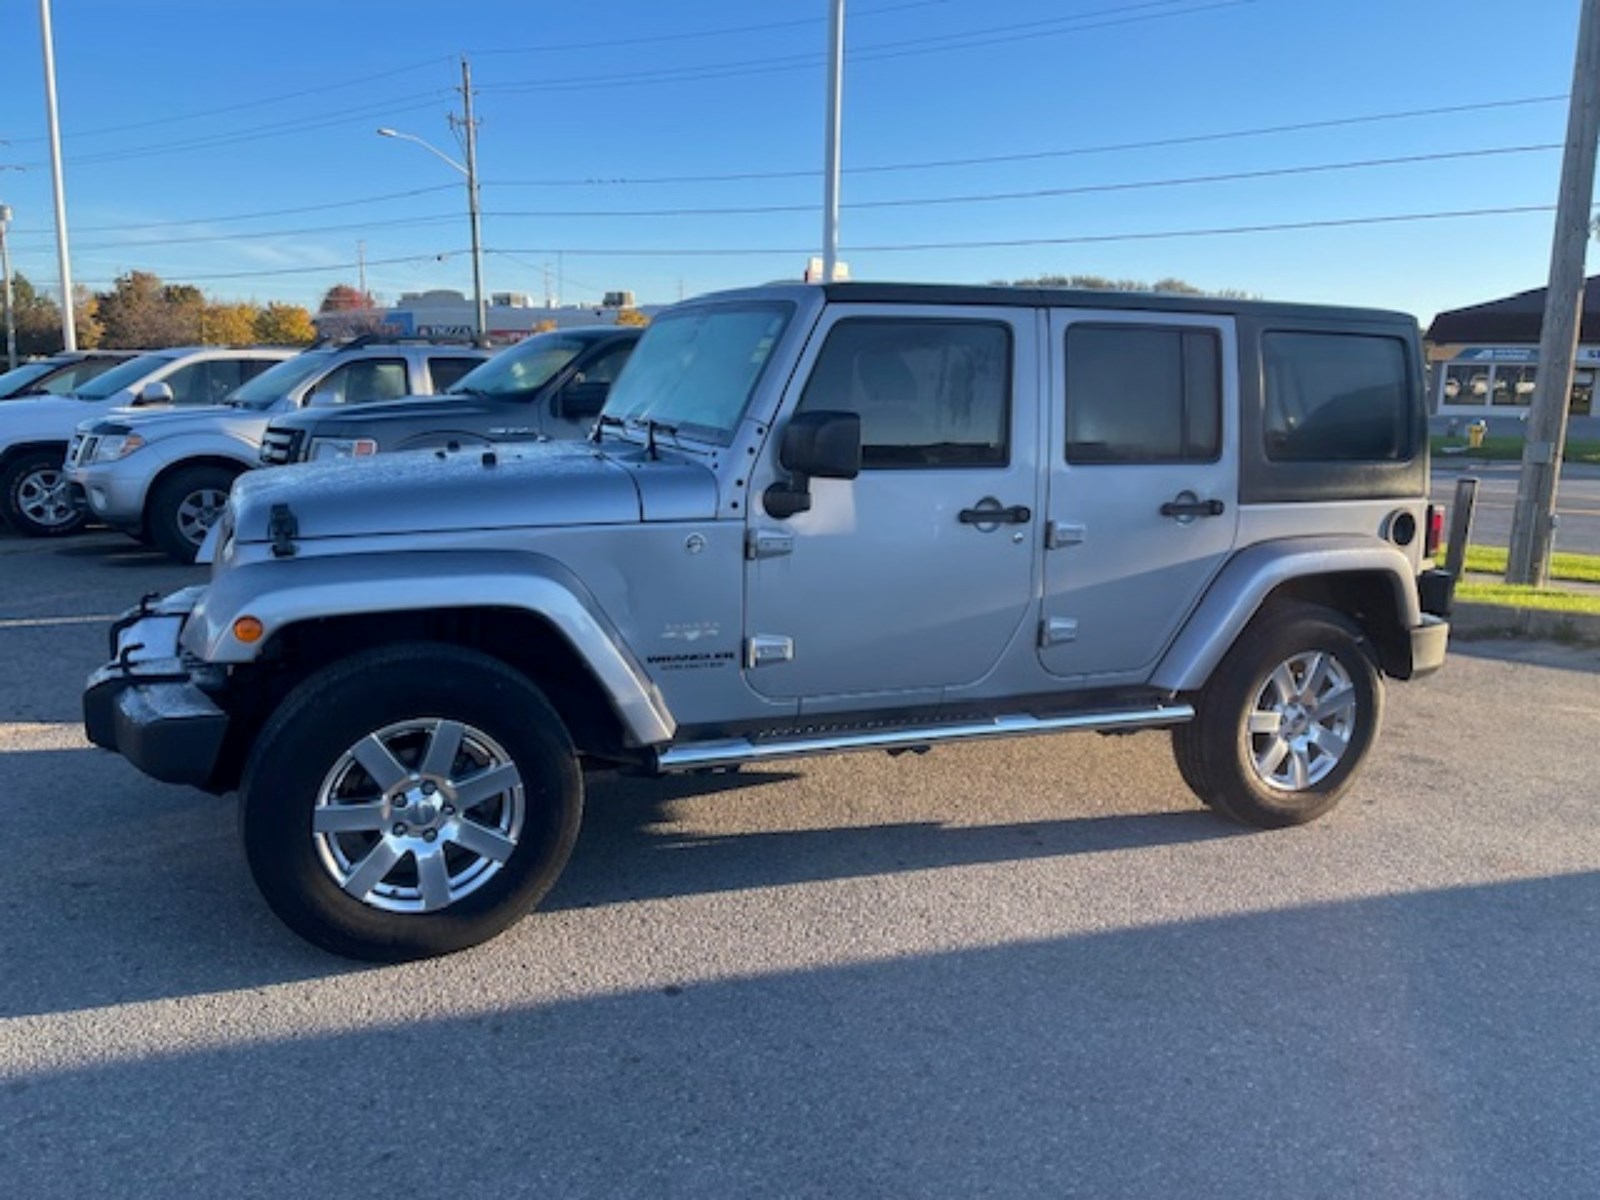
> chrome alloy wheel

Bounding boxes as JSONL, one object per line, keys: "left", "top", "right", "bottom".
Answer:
{"left": 17, "top": 466, "right": 80, "bottom": 529}
{"left": 1244, "top": 650, "right": 1357, "bottom": 792}
{"left": 175, "top": 486, "right": 230, "bottom": 546}
{"left": 312, "top": 718, "right": 526, "bottom": 913}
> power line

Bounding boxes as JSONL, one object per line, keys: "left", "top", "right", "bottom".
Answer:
{"left": 3, "top": 57, "right": 451, "bottom": 145}
{"left": 58, "top": 212, "right": 464, "bottom": 254}
{"left": 486, "top": 94, "right": 1569, "bottom": 189}
{"left": 4, "top": 185, "right": 460, "bottom": 241}
{"left": 485, "top": 203, "right": 1558, "bottom": 256}
{"left": 469, "top": 0, "right": 955, "bottom": 57}
{"left": 479, "top": 0, "right": 1251, "bottom": 96}
{"left": 477, "top": 144, "right": 1563, "bottom": 220}
{"left": 74, "top": 249, "right": 469, "bottom": 286}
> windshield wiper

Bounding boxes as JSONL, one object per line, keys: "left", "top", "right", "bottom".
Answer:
{"left": 590, "top": 413, "right": 628, "bottom": 444}
{"left": 627, "top": 417, "right": 680, "bottom": 460}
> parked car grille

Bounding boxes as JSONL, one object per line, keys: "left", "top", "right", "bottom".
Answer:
{"left": 259, "top": 428, "right": 303, "bottom": 465}
{"left": 67, "top": 434, "right": 99, "bottom": 468}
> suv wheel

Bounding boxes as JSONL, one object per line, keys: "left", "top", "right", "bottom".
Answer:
{"left": 2, "top": 449, "right": 88, "bottom": 537}
{"left": 149, "top": 464, "right": 237, "bottom": 563}
{"left": 1173, "top": 602, "right": 1383, "bottom": 829}
{"left": 240, "top": 644, "right": 583, "bottom": 961}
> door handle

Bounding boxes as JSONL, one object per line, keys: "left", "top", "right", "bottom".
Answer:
{"left": 1160, "top": 497, "right": 1225, "bottom": 520}
{"left": 959, "top": 504, "right": 1032, "bottom": 526}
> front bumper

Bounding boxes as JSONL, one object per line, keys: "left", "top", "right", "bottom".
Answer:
{"left": 66, "top": 460, "right": 147, "bottom": 528}
{"left": 82, "top": 590, "right": 230, "bottom": 790}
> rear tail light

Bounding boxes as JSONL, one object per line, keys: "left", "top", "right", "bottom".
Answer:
{"left": 1425, "top": 505, "right": 1444, "bottom": 559}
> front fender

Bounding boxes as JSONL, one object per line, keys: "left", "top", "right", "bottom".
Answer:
{"left": 1151, "top": 536, "right": 1422, "bottom": 693}
{"left": 182, "top": 550, "right": 675, "bottom": 746}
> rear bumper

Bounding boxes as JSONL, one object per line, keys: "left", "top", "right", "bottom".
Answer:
{"left": 1407, "top": 614, "right": 1450, "bottom": 681}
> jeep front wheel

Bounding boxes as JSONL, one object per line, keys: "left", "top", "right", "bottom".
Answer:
{"left": 240, "top": 644, "right": 583, "bottom": 960}
{"left": 1173, "top": 603, "right": 1382, "bottom": 829}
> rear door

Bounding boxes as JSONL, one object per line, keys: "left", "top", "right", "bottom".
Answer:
{"left": 1038, "top": 310, "right": 1240, "bottom": 682}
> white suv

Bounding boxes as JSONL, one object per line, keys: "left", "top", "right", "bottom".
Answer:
{"left": 0, "top": 346, "right": 293, "bottom": 537}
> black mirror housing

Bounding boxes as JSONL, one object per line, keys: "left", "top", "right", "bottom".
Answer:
{"left": 557, "top": 379, "right": 610, "bottom": 420}
{"left": 779, "top": 410, "right": 861, "bottom": 480}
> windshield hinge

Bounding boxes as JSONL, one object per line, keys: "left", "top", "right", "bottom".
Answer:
{"left": 268, "top": 503, "right": 299, "bottom": 558}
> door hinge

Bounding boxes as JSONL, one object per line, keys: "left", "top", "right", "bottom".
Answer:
{"left": 1045, "top": 521, "right": 1086, "bottom": 550}
{"left": 1039, "top": 617, "right": 1079, "bottom": 647}
{"left": 746, "top": 529, "right": 795, "bottom": 560}
{"left": 745, "top": 634, "right": 795, "bottom": 668}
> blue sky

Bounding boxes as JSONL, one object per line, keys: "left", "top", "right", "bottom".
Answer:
{"left": 0, "top": 0, "right": 1589, "bottom": 323}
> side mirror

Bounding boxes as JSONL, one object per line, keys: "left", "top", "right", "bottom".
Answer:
{"left": 765, "top": 410, "right": 861, "bottom": 519}
{"left": 556, "top": 377, "right": 610, "bottom": 420}
{"left": 135, "top": 381, "right": 174, "bottom": 406}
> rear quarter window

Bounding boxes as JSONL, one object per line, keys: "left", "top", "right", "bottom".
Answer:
{"left": 1263, "top": 332, "right": 1413, "bottom": 462}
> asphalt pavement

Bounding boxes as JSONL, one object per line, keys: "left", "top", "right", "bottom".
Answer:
{"left": 3, "top": 529, "right": 1599, "bottom": 1198}
{"left": 1433, "top": 461, "right": 1600, "bottom": 555}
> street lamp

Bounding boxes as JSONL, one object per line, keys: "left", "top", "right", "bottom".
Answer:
{"left": 377, "top": 116, "right": 487, "bottom": 348}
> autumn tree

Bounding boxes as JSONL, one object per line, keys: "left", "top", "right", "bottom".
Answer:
{"left": 254, "top": 302, "right": 317, "bottom": 345}
{"left": 201, "top": 301, "right": 259, "bottom": 345}
{"left": 96, "top": 271, "right": 199, "bottom": 347}
{"left": 318, "top": 283, "right": 376, "bottom": 312}
{"left": 5, "top": 274, "right": 101, "bottom": 355}
{"left": 613, "top": 307, "right": 651, "bottom": 328}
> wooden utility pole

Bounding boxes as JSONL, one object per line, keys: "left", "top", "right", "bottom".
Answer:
{"left": 1507, "top": 0, "right": 1600, "bottom": 584}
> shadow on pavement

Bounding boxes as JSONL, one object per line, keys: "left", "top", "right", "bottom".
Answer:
{"left": 5, "top": 871, "right": 1599, "bottom": 1197}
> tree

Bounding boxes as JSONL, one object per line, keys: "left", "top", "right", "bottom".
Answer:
{"left": 614, "top": 307, "right": 651, "bottom": 328}
{"left": 5, "top": 274, "right": 100, "bottom": 355}
{"left": 95, "top": 271, "right": 199, "bottom": 347}
{"left": 254, "top": 302, "right": 317, "bottom": 345}
{"left": 318, "top": 283, "right": 376, "bottom": 312}
{"left": 531, "top": 319, "right": 559, "bottom": 334}
{"left": 201, "top": 301, "right": 260, "bottom": 345}
{"left": 996, "top": 274, "right": 1256, "bottom": 299}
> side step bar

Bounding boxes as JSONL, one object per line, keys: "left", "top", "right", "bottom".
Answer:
{"left": 655, "top": 704, "right": 1194, "bottom": 773}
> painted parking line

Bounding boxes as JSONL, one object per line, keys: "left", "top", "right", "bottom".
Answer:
{"left": 0, "top": 721, "right": 89, "bottom": 752}
{"left": 0, "top": 614, "right": 117, "bottom": 630}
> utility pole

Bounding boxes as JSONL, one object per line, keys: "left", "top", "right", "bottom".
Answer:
{"left": 357, "top": 239, "right": 368, "bottom": 300}
{"left": 452, "top": 56, "right": 489, "bottom": 348}
{"left": 1507, "top": 0, "right": 1600, "bottom": 585}
{"left": 821, "top": 0, "right": 845, "bottom": 285}
{"left": 0, "top": 204, "right": 16, "bottom": 370}
{"left": 39, "top": 0, "right": 75, "bottom": 350}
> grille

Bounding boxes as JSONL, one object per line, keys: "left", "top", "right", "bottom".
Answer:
{"left": 259, "top": 428, "right": 302, "bottom": 465}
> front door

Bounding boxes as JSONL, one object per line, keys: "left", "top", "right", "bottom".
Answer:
{"left": 743, "top": 306, "right": 1040, "bottom": 703}
{"left": 1038, "top": 311, "right": 1240, "bottom": 682}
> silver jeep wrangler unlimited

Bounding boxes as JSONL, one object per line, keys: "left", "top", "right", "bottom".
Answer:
{"left": 85, "top": 282, "right": 1451, "bottom": 960}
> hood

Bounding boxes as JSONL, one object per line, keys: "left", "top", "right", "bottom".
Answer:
{"left": 0, "top": 393, "right": 114, "bottom": 438}
{"left": 269, "top": 392, "right": 510, "bottom": 432}
{"left": 88, "top": 404, "right": 253, "bottom": 438}
{"left": 228, "top": 440, "right": 710, "bottom": 545}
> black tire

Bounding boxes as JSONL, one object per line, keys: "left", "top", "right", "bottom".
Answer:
{"left": 1172, "top": 602, "right": 1383, "bottom": 829}
{"left": 148, "top": 464, "right": 238, "bottom": 563}
{"left": 1, "top": 448, "right": 87, "bottom": 537}
{"left": 240, "top": 643, "right": 583, "bottom": 961}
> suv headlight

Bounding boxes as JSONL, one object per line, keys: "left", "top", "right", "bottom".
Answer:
{"left": 91, "top": 433, "right": 145, "bottom": 462}
{"left": 308, "top": 437, "right": 378, "bottom": 461}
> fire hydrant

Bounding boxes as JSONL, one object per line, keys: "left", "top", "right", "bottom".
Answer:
{"left": 1467, "top": 420, "right": 1487, "bottom": 450}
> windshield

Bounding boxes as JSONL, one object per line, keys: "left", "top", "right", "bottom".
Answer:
{"left": 602, "top": 302, "right": 793, "bottom": 445}
{"left": 229, "top": 350, "right": 338, "bottom": 409}
{"left": 0, "top": 361, "right": 55, "bottom": 395}
{"left": 74, "top": 353, "right": 177, "bottom": 400}
{"left": 448, "top": 332, "right": 585, "bottom": 398}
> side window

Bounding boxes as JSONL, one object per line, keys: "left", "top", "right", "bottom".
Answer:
{"left": 161, "top": 362, "right": 209, "bottom": 405}
{"left": 238, "top": 359, "right": 277, "bottom": 385}
{"left": 798, "top": 318, "right": 1011, "bottom": 468}
{"left": 315, "top": 358, "right": 409, "bottom": 405}
{"left": 1065, "top": 325, "right": 1220, "bottom": 464}
{"left": 1263, "top": 332, "right": 1412, "bottom": 462}
{"left": 577, "top": 342, "right": 634, "bottom": 385}
{"left": 203, "top": 360, "right": 248, "bottom": 403}
{"left": 428, "top": 357, "right": 482, "bottom": 392}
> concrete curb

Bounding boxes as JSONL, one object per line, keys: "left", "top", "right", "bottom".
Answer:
{"left": 1450, "top": 600, "right": 1600, "bottom": 646}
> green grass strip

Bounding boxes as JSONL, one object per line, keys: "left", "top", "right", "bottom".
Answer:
{"left": 1451, "top": 544, "right": 1600, "bottom": 584}
{"left": 1455, "top": 580, "right": 1600, "bottom": 616}
{"left": 1430, "top": 434, "right": 1600, "bottom": 465}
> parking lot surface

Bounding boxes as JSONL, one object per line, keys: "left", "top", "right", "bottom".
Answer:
{"left": 3, "top": 528, "right": 1599, "bottom": 1198}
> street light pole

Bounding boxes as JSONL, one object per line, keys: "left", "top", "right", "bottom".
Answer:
{"left": 38, "top": 0, "right": 75, "bottom": 351}
{"left": 0, "top": 204, "right": 16, "bottom": 370}
{"left": 376, "top": 57, "right": 489, "bottom": 349}
{"left": 821, "top": 0, "right": 845, "bottom": 284}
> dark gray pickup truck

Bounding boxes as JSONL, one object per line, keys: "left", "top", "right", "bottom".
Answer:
{"left": 258, "top": 326, "right": 641, "bottom": 466}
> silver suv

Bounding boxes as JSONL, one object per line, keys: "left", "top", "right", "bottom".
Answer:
{"left": 85, "top": 282, "right": 1452, "bottom": 961}
{"left": 0, "top": 346, "right": 293, "bottom": 537}
{"left": 65, "top": 341, "right": 489, "bottom": 561}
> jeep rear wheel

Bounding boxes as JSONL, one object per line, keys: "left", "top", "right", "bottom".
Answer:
{"left": 1173, "top": 603, "right": 1382, "bottom": 829}
{"left": 240, "top": 644, "right": 583, "bottom": 961}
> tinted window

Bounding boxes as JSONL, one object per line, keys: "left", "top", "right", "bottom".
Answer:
{"left": 75, "top": 353, "right": 177, "bottom": 399}
{"left": 1263, "top": 332, "right": 1412, "bottom": 462}
{"left": 1065, "top": 325, "right": 1220, "bottom": 463}
{"left": 799, "top": 319, "right": 1010, "bottom": 468}
{"left": 579, "top": 341, "right": 634, "bottom": 385}
{"left": 315, "top": 359, "right": 409, "bottom": 405}
{"left": 428, "top": 357, "right": 482, "bottom": 392}
{"left": 39, "top": 357, "right": 130, "bottom": 395}
{"left": 161, "top": 361, "right": 209, "bottom": 405}
{"left": 202, "top": 360, "right": 249, "bottom": 404}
